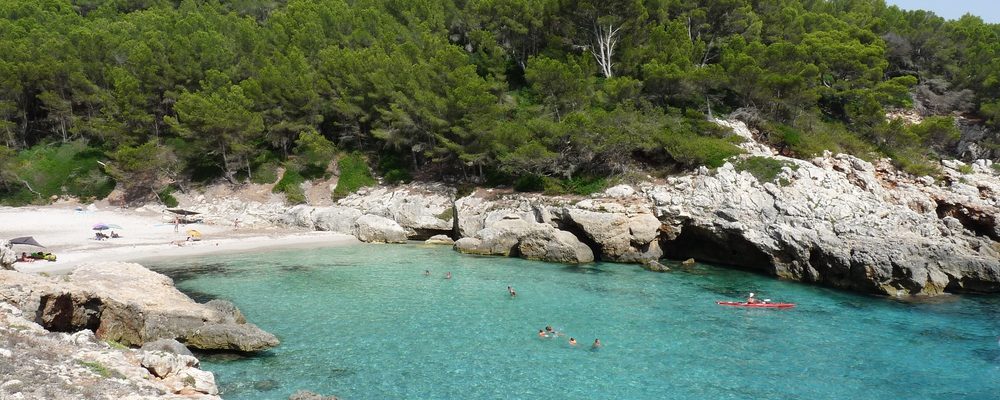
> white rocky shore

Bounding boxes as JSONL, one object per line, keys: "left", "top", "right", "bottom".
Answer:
{"left": 274, "top": 121, "right": 999, "bottom": 297}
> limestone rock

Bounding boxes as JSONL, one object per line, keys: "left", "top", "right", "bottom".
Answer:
{"left": 455, "top": 216, "right": 593, "bottom": 263}
{"left": 339, "top": 183, "right": 454, "bottom": 238}
{"left": 354, "top": 214, "right": 408, "bottom": 243}
{"left": 0, "top": 240, "right": 15, "bottom": 270}
{"left": 313, "top": 206, "right": 364, "bottom": 234}
{"left": 0, "top": 263, "right": 279, "bottom": 352}
{"left": 183, "top": 322, "right": 280, "bottom": 352}
{"left": 140, "top": 338, "right": 193, "bottom": 357}
{"left": 424, "top": 235, "right": 455, "bottom": 245}
{"left": 560, "top": 208, "right": 662, "bottom": 262}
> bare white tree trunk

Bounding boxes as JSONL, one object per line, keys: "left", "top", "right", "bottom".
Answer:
{"left": 591, "top": 23, "right": 622, "bottom": 78}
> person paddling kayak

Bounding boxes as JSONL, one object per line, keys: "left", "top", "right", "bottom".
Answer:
{"left": 746, "top": 292, "right": 760, "bottom": 304}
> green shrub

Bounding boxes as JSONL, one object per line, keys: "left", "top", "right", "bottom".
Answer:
{"left": 78, "top": 360, "right": 111, "bottom": 378}
{"left": 957, "top": 164, "right": 974, "bottom": 174}
{"left": 378, "top": 154, "right": 412, "bottom": 184}
{"left": 734, "top": 157, "right": 797, "bottom": 183}
{"left": 0, "top": 141, "right": 113, "bottom": 205}
{"left": 514, "top": 174, "right": 545, "bottom": 192}
{"left": 660, "top": 131, "right": 744, "bottom": 168}
{"left": 273, "top": 168, "right": 306, "bottom": 204}
{"left": 157, "top": 187, "right": 179, "bottom": 207}
{"left": 251, "top": 161, "right": 280, "bottom": 184}
{"left": 993, "top": 163, "right": 1000, "bottom": 173}
{"left": 333, "top": 152, "right": 375, "bottom": 199}
{"left": 890, "top": 148, "right": 940, "bottom": 177}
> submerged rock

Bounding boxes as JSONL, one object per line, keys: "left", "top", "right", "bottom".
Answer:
{"left": 289, "top": 390, "right": 340, "bottom": 400}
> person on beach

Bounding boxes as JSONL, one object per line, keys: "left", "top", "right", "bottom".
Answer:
{"left": 174, "top": 216, "right": 180, "bottom": 233}
{"left": 18, "top": 252, "right": 34, "bottom": 262}
{"left": 591, "top": 339, "right": 602, "bottom": 349}
{"left": 445, "top": 272, "right": 452, "bottom": 279}
{"left": 569, "top": 338, "right": 577, "bottom": 346}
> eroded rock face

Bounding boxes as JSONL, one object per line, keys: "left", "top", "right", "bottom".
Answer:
{"left": 339, "top": 184, "right": 454, "bottom": 239}
{"left": 557, "top": 205, "right": 663, "bottom": 263}
{"left": 645, "top": 153, "right": 1000, "bottom": 295}
{"left": 0, "top": 240, "right": 15, "bottom": 270}
{"left": 0, "top": 301, "right": 221, "bottom": 399}
{"left": 354, "top": 214, "right": 408, "bottom": 243}
{"left": 0, "top": 263, "right": 279, "bottom": 352}
{"left": 454, "top": 216, "right": 593, "bottom": 263}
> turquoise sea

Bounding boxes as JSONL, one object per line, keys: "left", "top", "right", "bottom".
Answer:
{"left": 153, "top": 244, "right": 1000, "bottom": 400}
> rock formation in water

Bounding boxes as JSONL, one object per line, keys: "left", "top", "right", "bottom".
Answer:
{"left": 0, "top": 262, "right": 279, "bottom": 351}
{"left": 270, "top": 120, "right": 1000, "bottom": 296}
{"left": 0, "top": 302, "right": 220, "bottom": 399}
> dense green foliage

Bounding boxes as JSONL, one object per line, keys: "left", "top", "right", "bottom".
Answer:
{"left": 333, "top": 152, "right": 376, "bottom": 198}
{"left": 1, "top": 0, "right": 999, "bottom": 204}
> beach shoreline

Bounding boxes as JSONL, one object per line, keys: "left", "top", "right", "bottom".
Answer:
{"left": 1, "top": 204, "right": 358, "bottom": 275}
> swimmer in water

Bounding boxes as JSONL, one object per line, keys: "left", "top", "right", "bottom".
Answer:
{"left": 424, "top": 270, "right": 430, "bottom": 276}
{"left": 445, "top": 272, "right": 452, "bottom": 279}
{"left": 591, "top": 339, "right": 602, "bottom": 349}
{"left": 538, "top": 330, "right": 547, "bottom": 338}
{"left": 508, "top": 286, "right": 517, "bottom": 297}
{"left": 569, "top": 338, "right": 577, "bottom": 346}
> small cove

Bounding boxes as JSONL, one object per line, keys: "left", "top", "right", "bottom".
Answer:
{"left": 152, "top": 244, "right": 1000, "bottom": 400}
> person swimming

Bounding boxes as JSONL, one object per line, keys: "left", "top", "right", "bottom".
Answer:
{"left": 445, "top": 272, "right": 452, "bottom": 279}
{"left": 591, "top": 339, "right": 602, "bottom": 349}
{"left": 538, "top": 330, "right": 547, "bottom": 338}
{"left": 569, "top": 338, "right": 577, "bottom": 346}
{"left": 508, "top": 286, "right": 517, "bottom": 297}
{"left": 424, "top": 270, "right": 430, "bottom": 276}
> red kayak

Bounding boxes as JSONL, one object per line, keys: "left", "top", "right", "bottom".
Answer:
{"left": 716, "top": 301, "right": 796, "bottom": 309}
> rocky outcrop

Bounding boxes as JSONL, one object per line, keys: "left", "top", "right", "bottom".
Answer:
{"left": 645, "top": 153, "right": 1000, "bottom": 296}
{"left": 556, "top": 203, "right": 663, "bottom": 263}
{"left": 339, "top": 184, "right": 454, "bottom": 239}
{"left": 0, "top": 240, "right": 14, "bottom": 270}
{"left": 0, "top": 302, "right": 221, "bottom": 399}
{"left": 454, "top": 215, "right": 593, "bottom": 263}
{"left": 424, "top": 234, "right": 455, "bottom": 245}
{"left": 0, "top": 262, "right": 279, "bottom": 352}
{"left": 354, "top": 214, "right": 408, "bottom": 243}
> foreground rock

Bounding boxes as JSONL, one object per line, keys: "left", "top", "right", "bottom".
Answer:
{"left": 0, "top": 262, "right": 279, "bottom": 351}
{"left": 0, "top": 240, "right": 14, "bottom": 270}
{"left": 0, "top": 302, "right": 220, "bottom": 399}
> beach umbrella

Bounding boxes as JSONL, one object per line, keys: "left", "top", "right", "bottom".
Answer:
{"left": 167, "top": 209, "right": 200, "bottom": 216}
{"left": 93, "top": 223, "right": 123, "bottom": 230}
{"left": 186, "top": 229, "right": 202, "bottom": 239}
{"left": 8, "top": 236, "right": 45, "bottom": 247}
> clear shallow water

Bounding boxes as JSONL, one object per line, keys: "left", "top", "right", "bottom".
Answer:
{"left": 153, "top": 245, "right": 1000, "bottom": 400}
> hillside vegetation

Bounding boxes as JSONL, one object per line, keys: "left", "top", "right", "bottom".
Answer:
{"left": 1, "top": 0, "right": 998, "bottom": 204}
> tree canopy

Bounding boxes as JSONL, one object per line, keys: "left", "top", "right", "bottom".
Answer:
{"left": 1, "top": 0, "right": 999, "bottom": 204}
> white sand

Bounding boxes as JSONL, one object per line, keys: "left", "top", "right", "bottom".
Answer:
{"left": 0, "top": 205, "right": 358, "bottom": 274}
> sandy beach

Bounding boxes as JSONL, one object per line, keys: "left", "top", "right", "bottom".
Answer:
{"left": 0, "top": 204, "right": 358, "bottom": 274}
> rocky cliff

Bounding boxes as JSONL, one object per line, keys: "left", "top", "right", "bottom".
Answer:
{"left": 0, "top": 302, "right": 221, "bottom": 399}
{"left": 266, "top": 122, "right": 1000, "bottom": 296}
{"left": 0, "top": 262, "right": 279, "bottom": 352}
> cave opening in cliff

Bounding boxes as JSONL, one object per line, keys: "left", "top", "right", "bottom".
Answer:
{"left": 935, "top": 201, "right": 999, "bottom": 241}
{"left": 660, "top": 224, "right": 773, "bottom": 273}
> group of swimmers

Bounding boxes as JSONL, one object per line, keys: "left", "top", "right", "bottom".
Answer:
{"left": 424, "top": 270, "right": 451, "bottom": 279}
{"left": 420, "top": 269, "right": 602, "bottom": 350}
{"left": 538, "top": 325, "right": 602, "bottom": 350}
